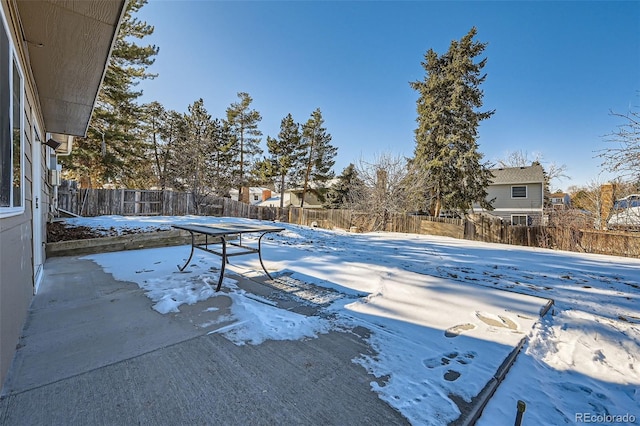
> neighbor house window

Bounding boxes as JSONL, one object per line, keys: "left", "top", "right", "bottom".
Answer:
{"left": 511, "top": 215, "right": 529, "bottom": 226}
{"left": 0, "top": 16, "right": 23, "bottom": 215}
{"left": 511, "top": 185, "right": 527, "bottom": 198}
{"left": 253, "top": 194, "right": 259, "bottom": 201}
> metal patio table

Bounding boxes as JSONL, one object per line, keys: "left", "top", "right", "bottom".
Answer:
{"left": 172, "top": 222, "right": 285, "bottom": 291}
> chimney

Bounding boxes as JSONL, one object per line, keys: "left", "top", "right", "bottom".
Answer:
{"left": 241, "top": 187, "right": 250, "bottom": 204}
{"left": 262, "top": 189, "right": 272, "bottom": 202}
{"left": 600, "top": 183, "right": 614, "bottom": 229}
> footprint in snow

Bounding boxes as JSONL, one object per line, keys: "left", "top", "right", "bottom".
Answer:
{"left": 423, "top": 351, "right": 477, "bottom": 382}
{"left": 444, "top": 323, "right": 477, "bottom": 338}
{"left": 475, "top": 311, "right": 518, "bottom": 330}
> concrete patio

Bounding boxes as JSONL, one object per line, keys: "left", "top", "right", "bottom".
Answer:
{"left": 0, "top": 256, "right": 408, "bottom": 425}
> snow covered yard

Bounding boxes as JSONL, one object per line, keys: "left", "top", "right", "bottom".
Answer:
{"left": 68, "top": 215, "right": 640, "bottom": 425}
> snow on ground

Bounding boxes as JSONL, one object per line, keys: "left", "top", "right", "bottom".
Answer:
{"left": 72, "top": 215, "right": 640, "bottom": 425}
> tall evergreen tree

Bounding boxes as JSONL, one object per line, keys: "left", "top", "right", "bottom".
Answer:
{"left": 409, "top": 27, "right": 494, "bottom": 216}
{"left": 249, "top": 157, "right": 277, "bottom": 189}
{"left": 170, "top": 99, "right": 215, "bottom": 213}
{"left": 156, "top": 109, "right": 185, "bottom": 191}
{"left": 226, "top": 92, "right": 263, "bottom": 202}
{"left": 299, "top": 108, "right": 337, "bottom": 208}
{"left": 60, "top": 0, "right": 158, "bottom": 188}
{"left": 142, "top": 101, "right": 167, "bottom": 188}
{"left": 323, "top": 163, "right": 364, "bottom": 209}
{"left": 265, "top": 113, "right": 305, "bottom": 208}
{"left": 209, "top": 118, "right": 235, "bottom": 197}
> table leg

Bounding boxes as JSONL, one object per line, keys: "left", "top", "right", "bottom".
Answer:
{"left": 177, "top": 231, "right": 196, "bottom": 271}
{"left": 215, "top": 236, "right": 227, "bottom": 291}
{"left": 258, "top": 232, "right": 274, "bottom": 280}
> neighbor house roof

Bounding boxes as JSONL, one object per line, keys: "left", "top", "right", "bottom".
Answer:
{"left": 609, "top": 206, "right": 640, "bottom": 226}
{"left": 550, "top": 192, "right": 568, "bottom": 198}
{"left": 258, "top": 193, "right": 290, "bottom": 207}
{"left": 229, "top": 187, "right": 272, "bottom": 195}
{"left": 490, "top": 164, "right": 545, "bottom": 185}
{"left": 287, "top": 178, "right": 339, "bottom": 193}
{"left": 16, "top": 0, "right": 126, "bottom": 138}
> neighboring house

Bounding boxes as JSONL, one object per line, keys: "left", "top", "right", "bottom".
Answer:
{"left": 608, "top": 206, "right": 640, "bottom": 231}
{"left": 609, "top": 194, "right": 640, "bottom": 230}
{"left": 287, "top": 188, "right": 324, "bottom": 209}
{"left": 549, "top": 192, "right": 571, "bottom": 209}
{"left": 258, "top": 192, "right": 290, "bottom": 208}
{"left": 473, "top": 164, "right": 545, "bottom": 225}
{"left": 0, "top": 0, "right": 124, "bottom": 385}
{"left": 229, "top": 187, "right": 274, "bottom": 205}
{"left": 287, "top": 179, "right": 337, "bottom": 209}
{"left": 613, "top": 194, "right": 640, "bottom": 210}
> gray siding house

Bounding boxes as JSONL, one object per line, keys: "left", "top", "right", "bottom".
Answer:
{"left": 474, "top": 164, "right": 545, "bottom": 225}
{"left": 0, "top": 0, "right": 124, "bottom": 385}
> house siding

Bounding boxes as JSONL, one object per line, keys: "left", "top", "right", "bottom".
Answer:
{"left": 0, "top": 219, "right": 33, "bottom": 386}
{"left": 474, "top": 164, "right": 545, "bottom": 225}
{"left": 1, "top": 0, "right": 122, "bottom": 387}
{"left": 487, "top": 183, "right": 543, "bottom": 210}
{"left": 0, "top": 0, "right": 40, "bottom": 386}
{"left": 485, "top": 182, "right": 544, "bottom": 223}
{"left": 289, "top": 191, "right": 322, "bottom": 208}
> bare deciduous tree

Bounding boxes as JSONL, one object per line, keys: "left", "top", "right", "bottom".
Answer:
{"left": 497, "top": 149, "right": 569, "bottom": 191}
{"left": 568, "top": 179, "right": 618, "bottom": 230}
{"left": 597, "top": 107, "right": 640, "bottom": 182}
{"left": 354, "top": 153, "right": 410, "bottom": 231}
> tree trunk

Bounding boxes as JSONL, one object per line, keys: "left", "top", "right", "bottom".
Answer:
{"left": 238, "top": 123, "right": 245, "bottom": 203}
{"left": 280, "top": 173, "right": 285, "bottom": 209}
{"left": 301, "top": 142, "right": 314, "bottom": 208}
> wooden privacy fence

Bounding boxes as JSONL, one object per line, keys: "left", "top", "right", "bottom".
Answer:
{"left": 289, "top": 208, "right": 639, "bottom": 258}
{"left": 58, "top": 187, "right": 195, "bottom": 217}
{"left": 56, "top": 184, "right": 639, "bottom": 258}
{"left": 57, "top": 184, "right": 287, "bottom": 220}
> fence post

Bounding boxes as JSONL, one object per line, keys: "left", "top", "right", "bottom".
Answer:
{"left": 514, "top": 400, "right": 526, "bottom": 426}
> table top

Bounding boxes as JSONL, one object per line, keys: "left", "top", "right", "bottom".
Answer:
{"left": 171, "top": 222, "right": 285, "bottom": 236}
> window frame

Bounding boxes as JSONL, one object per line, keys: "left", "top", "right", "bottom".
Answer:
{"left": 0, "top": 11, "right": 24, "bottom": 218}
{"left": 511, "top": 185, "right": 528, "bottom": 199}
{"left": 511, "top": 215, "right": 529, "bottom": 226}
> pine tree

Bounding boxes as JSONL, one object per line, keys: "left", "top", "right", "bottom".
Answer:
{"left": 209, "top": 118, "right": 235, "bottom": 197}
{"left": 169, "top": 99, "right": 215, "bottom": 213}
{"left": 226, "top": 92, "right": 263, "bottom": 202}
{"left": 249, "top": 157, "right": 276, "bottom": 189}
{"left": 409, "top": 27, "right": 494, "bottom": 216}
{"left": 59, "top": 0, "right": 158, "bottom": 188}
{"left": 265, "top": 113, "right": 305, "bottom": 208}
{"left": 156, "top": 109, "right": 185, "bottom": 191}
{"left": 141, "top": 101, "right": 166, "bottom": 188}
{"left": 299, "top": 108, "right": 337, "bottom": 208}
{"left": 323, "top": 164, "right": 364, "bottom": 209}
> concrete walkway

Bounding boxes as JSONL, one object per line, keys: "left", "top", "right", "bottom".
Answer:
{"left": 0, "top": 256, "right": 408, "bottom": 425}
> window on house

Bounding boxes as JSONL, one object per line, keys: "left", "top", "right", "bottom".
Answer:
{"left": 511, "top": 215, "right": 529, "bottom": 226}
{"left": 511, "top": 186, "right": 527, "bottom": 198}
{"left": 253, "top": 194, "right": 259, "bottom": 201}
{"left": 0, "top": 18, "right": 23, "bottom": 214}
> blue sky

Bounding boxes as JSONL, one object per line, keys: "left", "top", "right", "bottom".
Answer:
{"left": 136, "top": 1, "right": 640, "bottom": 190}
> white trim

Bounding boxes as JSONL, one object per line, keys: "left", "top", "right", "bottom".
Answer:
{"left": 0, "top": 10, "right": 25, "bottom": 218}
{"left": 15, "top": 56, "right": 25, "bottom": 207}
{"left": 511, "top": 185, "right": 528, "bottom": 199}
{"left": 492, "top": 207, "right": 541, "bottom": 212}
{"left": 511, "top": 214, "right": 530, "bottom": 226}
{"left": 32, "top": 116, "right": 44, "bottom": 294}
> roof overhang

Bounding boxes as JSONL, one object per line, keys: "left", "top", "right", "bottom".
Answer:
{"left": 16, "top": 0, "right": 126, "bottom": 139}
